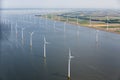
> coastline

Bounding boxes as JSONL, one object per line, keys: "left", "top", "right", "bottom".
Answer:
{"left": 42, "top": 15, "right": 120, "bottom": 34}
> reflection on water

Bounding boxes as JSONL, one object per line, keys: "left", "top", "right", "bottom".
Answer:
{"left": 43, "top": 58, "right": 48, "bottom": 80}
{"left": 0, "top": 23, "right": 11, "bottom": 41}
{"left": 30, "top": 46, "right": 33, "bottom": 53}
{"left": 96, "top": 30, "right": 99, "bottom": 48}
{"left": 22, "top": 39, "right": 24, "bottom": 45}
{"left": 0, "top": 9, "right": 120, "bottom": 80}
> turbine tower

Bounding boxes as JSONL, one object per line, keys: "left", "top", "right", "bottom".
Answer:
{"left": 45, "top": 15, "right": 47, "bottom": 27}
{"left": 89, "top": 16, "right": 92, "bottom": 27}
{"left": 96, "top": 30, "right": 99, "bottom": 43}
{"left": 76, "top": 16, "right": 78, "bottom": 25}
{"left": 76, "top": 16, "right": 80, "bottom": 36}
{"left": 106, "top": 16, "right": 109, "bottom": 30}
{"left": 15, "top": 23, "right": 18, "bottom": 40}
{"left": 30, "top": 32, "right": 34, "bottom": 47}
{"left": 10, "top": 22, "right": 13, "bottom": 33}
{"left": 67, "top": 15, "right": 69, "bottom": 22}
{"left": 96, "top": 30, "right": 99, "bottom": 47}
{"left": 22, "top": 28, "right": 25, "bottom": 44}
{"left": 15, "top": 23, "right": 18, "bottom": 36}
{"left": 68, "top": 48, "right": 74, "bottom": 80}
{"left": 44, "top": 36, "right": 49, "bottom": 58}
{"left": 22, "top": 28, "right": 25, "bottom": 40}
{"left": 54, "top": 21, "right": 56, "bottom": 32}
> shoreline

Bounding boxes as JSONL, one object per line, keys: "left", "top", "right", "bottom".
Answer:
{"left": 47, "top": 18, "right": 120, "bottom": 34}
{"left": 43, "top": 15, "right": 120, "bottom": 35}
{"left": 37, "top": 14, "right": 120, "bottom": 34}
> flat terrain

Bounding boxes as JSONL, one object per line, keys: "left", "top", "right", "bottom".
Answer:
{"left": 40, "top": 9, "right": 120, "bottom": 34}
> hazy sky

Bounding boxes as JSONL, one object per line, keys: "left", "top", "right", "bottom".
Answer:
{"left": 1, "top": 0, "right": 120, "bottom": 8}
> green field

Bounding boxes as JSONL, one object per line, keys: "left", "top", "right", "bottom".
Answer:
{"left": 41, "top": 9, "right": 120, "bottom": 34}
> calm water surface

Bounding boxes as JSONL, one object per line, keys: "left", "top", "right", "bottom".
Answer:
{"left": 0, "top": 10, "right": 120, "bottom": 80}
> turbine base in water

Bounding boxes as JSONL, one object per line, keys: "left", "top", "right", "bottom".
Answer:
{"left": 67, "top": 76, "right": 70, "bottom": 80}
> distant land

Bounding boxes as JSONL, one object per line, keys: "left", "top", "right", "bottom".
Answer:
{"left": 39, "top": 8, "right": 120, "bottom": 34}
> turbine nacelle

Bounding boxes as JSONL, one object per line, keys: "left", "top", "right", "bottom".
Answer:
{"left": 30, "top": 32, "right": 34, "bottom": 36}
{"left": 44, "top": 36, "right": 50, "bottom": 45}
{"left": 69, "top": 48, "right": 74, "bottom": 59}
{"left": 45, "top": 42, "right": 50, "bottom": 44}
{"left": 70, "top": 56, "right": 74, "bottom": 59}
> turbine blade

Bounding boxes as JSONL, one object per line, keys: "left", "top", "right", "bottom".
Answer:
{"left": 31, "top": 32, "right": 34, "bottom": 35}
{"left": 44, "top": 36, "right": 46, "bottom": 43}
{"left": 69, "top": 48, "right": 71, "bottom": 58}
{"left": 69, "top": 48, "right": 74, "bottom": 59}
{"left": 70, "top": 56, "right": 74, "bottom": 59}
{"left": 45, "top": 42, "right": 50, "bottom": 44}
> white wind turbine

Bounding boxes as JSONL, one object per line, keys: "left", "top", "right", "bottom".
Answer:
{"left": 43, "top": 36, "right": 50, "bottom": 58}
{"left": 96, "top": 30, "right": 99, "bottom": 43}
{"left": 68, "top": 48, "right": 74, "bottom": 80}
{"left": 67, "top": 15, "right": 69, "bottom": 22}
{"left": 58, "top": 15, "right": 61, "bottom": 21}
{"left": 106, "top": 16, "right": 109, "bottom": 30}
{"left": 10, "top": 22, "right": 13, "bottom": 33}
{"left": 76, "top": 16, "right": 79, "bottom": 25}
{"left": 22, "top": 28, "right": 25, "bottom": 44}
{"left": 89, "top": 16, "right": 92, "bottom": 27}
{"left": 15, "top": 23, "right": 18, "bottom": 39}
{"left": 22, "top": 28, "right": 25, "bottom": 40}
{"left": 30, "top": 32, "right": 34, "bottom": 47}
{"left": 96, "top": 30, "right": 99, "bottom": 47}
{"left": 45, "top": 15, "right": 47, "bottom": 27}
{"left": 54, "top": 21, "right": 56, "bottom": 32}
{"left": 76, "top": 16, "right": 80, "bottom": 36}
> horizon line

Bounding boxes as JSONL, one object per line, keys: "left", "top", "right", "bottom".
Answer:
{"left": 0, "top": 7, "right": 119, "bottom": 9}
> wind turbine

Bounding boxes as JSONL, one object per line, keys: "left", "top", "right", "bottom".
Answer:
{"left": 22, "top": 28, "right": 25, "bottom": 44}
{"left": 89, "top": 16, "right": 92, "bottom": 27}
{"left": 67, "top": 15, "right": 69, "bottom": 23}
{"left": 30, "top": 32, "right": 34, "bottom": 47}
{"left": 22, "top": 28, "right": 25, "bottom": 40}
{"left": 106, "top": 16, "right": 109, "bottom": 30}
{"left": 76, "top": 16, "right": 79, "bottom": 25}
{"left": 58, "top": 15, "right": 61, "bottom": 21}
{"left": 10, "top": 22, "right": 13, "bottom": 33}
{"left": 45, "top": 15, "right": 47, "bottom": 27}
{"left": 76, "top": 16, "right": 80, "bottom": 36}
{"left": 15, "top": 23, "right": 18, "bottom": 39}
{"left": 96, "top": 30, "right": 99, "bottom": 43}
{"left": 43, "top": 36, "right": 50, "bottom": 58}
{"left": 54, "top": 21, "right": 56, "bottom": 32}
{"left": 68, "top": 48, "right": 74, "bottom": 80}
